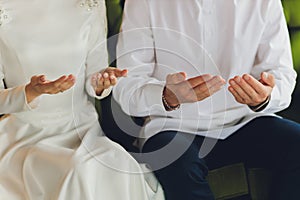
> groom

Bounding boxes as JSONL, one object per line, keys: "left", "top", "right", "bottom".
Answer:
{"left": 113, "top": 0, "right": 300, "bottom": 199}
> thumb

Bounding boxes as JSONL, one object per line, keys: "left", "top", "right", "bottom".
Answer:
{"left": 166, "top": 72, "right": 187, "bottom": 84}
{"left": 178, "top": 72, "right": 187, "bottom": 78}
{"left": 30, "top": 75, "right": 45, "bottom": 85}
{"left": 260, "top": 72, "right": 275, "bottom": 87}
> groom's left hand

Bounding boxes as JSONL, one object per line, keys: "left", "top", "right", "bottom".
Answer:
{"left": 228, "top": 72, "right": 275, "bottom": 107}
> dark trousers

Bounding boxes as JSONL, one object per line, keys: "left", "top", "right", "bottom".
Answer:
{"left": 141, "top": 117, "right": 300, "bottom": 200}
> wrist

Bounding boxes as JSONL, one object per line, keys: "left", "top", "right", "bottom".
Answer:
{"left": 162, "top": 87, "right": 180, "bottom": 111}
{"left": 249, "top": 96, "right": 270, "bottom": 112}
{"left": 25, "top": 84, "right": 41, "bottom": 103}
{"left": 95, "top": 88, "right": 104, "bottom": 96}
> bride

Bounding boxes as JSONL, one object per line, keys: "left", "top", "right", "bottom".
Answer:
{"left": 0, "top": 0, "right": 164, "bottom": 199}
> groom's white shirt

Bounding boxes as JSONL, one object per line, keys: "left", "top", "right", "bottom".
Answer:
{"left": 113, "top": 0, "right": 296, "bottom": 142}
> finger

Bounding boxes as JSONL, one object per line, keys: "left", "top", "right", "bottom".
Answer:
{"left": 194, "top": 75, "right": 225, "bottom": 99}
{"left": 228, "top": 86, "right": 245, "bottom": 104}
{"left": 229, "top": 77, "right": 251, "bottom": 102}
{"left": 206, "top": 76, "right": 226, "bottom": 95}
{"left": 242, "top": 74, "right": 267, "bottom": 95}
{"left": 41, "top": 75, "right": 67, "bottom": 93}
{"left": 238, "top": 75, "right": 260, "bottom": 100}
{"left": 64, "top": 74, "right": 76, "bottom": 83}
{"left": 187, "top": 74, "right": 213, "bottom": 88}
{"left": 103, "top": 67, "right": 127, "bottom": 78}
{"left": 59, "top": 75, "right": 76, "bottom": 91}
{"left": 30, "top": 75, "right": 43, "bottom": 86}
{"left": 260, "top": 72, "right": 275, "bottom": 88}
{"left": 94, "top": 74, "right": 105, "bottom": 95}
{"left": 61, "top": 82, "right": 75, "bottom": 92}
{"left": 92, "top": 73, "right": 104, "bottom": 90}
{"left": 102, "top": 72, "right": 111, "bottom": 89}
{"left": 91, "top": 73, "right": 99, "bottom": 88}
{"left": 68, "top": 74, "right": 76, "bottom": 80}
{"left": 203, "top": 75, "right": 225, "bottom": 89}
{"left": 120, "top": 69, "right": 128, "bottom": 77}
{"left": 241, "top": 74, "right": 270, "bottom": 106}
{"left": 166, "top": 72, "right": 187, "bottom": 84}
{"left": 110, "top": 75, "right": 117, "bottom": 86}
{"left": 111, "top": 68, "right": 128, "bottom": 78}
{"left": 95, "top": 76, "right": 104, "bottom": 90}
{"left": 53, "top": 75, "right": 68, "bottom": 88}
{"left": 97, "top": 73, "right": 102, "bottom": 86}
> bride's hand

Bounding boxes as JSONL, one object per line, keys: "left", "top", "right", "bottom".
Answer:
{"left": 91, "top": 67, "right": 127, "bottom": 96}
{"left": 25, "top": 74, "right": 76, "bottom": 103}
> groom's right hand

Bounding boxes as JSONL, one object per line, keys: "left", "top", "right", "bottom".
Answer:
{"left": 163, "top": 72, "right": 226, "bottom": 108}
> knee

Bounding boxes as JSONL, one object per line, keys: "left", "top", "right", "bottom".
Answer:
{"left": 153, "top": 152, "right": 212, "bottom": 200}
{"left": 152, "top": 143, "right": 209, "bottom": 184}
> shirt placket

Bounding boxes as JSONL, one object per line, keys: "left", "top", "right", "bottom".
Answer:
{"left": 198, "top": 0, "right": 215, "bottom": 73}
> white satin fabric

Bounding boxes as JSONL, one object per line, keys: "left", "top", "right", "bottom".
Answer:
{"left": 0, "top": 0, "right": 164, "bottom": 199}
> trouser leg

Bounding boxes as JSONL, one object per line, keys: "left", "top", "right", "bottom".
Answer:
{"left": 142, "top": 131, "right": 215, "bottom": 200}
{"left": 142, "top": 116, "right": 300, "bottom": 200}
{"left": 203, "top": 117, "right": 300, "bottom": 200}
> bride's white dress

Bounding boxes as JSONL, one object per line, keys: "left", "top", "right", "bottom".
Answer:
{"left": 0, "top": 0, "right": 164, "bottom": 199}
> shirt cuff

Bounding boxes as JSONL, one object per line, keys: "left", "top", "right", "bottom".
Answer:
{"left": 85, "top": 76, "right": 112, "bottom": 100}
{"left": 143, "top": 83, "right": 165, "bottom": 109}
{"left": 248, "top": 95, "right": 270, "bottom": 112}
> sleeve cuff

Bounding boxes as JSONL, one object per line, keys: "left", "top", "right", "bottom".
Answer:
{"left": 95, "top": 87, "right": 112, "bottom": 100}
{"left": 143, "top": 83, "right": 165, "bottom": 109}
{"left": 248, "top": 95, "right": 270, "bottom": 112}
{"left": 85, "top": 75, "right": 112, "bottom": 100}
{"left": 261, "top": 84, "right": 283, "bottom": 113}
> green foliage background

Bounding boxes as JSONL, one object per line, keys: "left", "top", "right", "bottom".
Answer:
{"left": 282, "top": 0, "right": 300, "bottom": 71}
